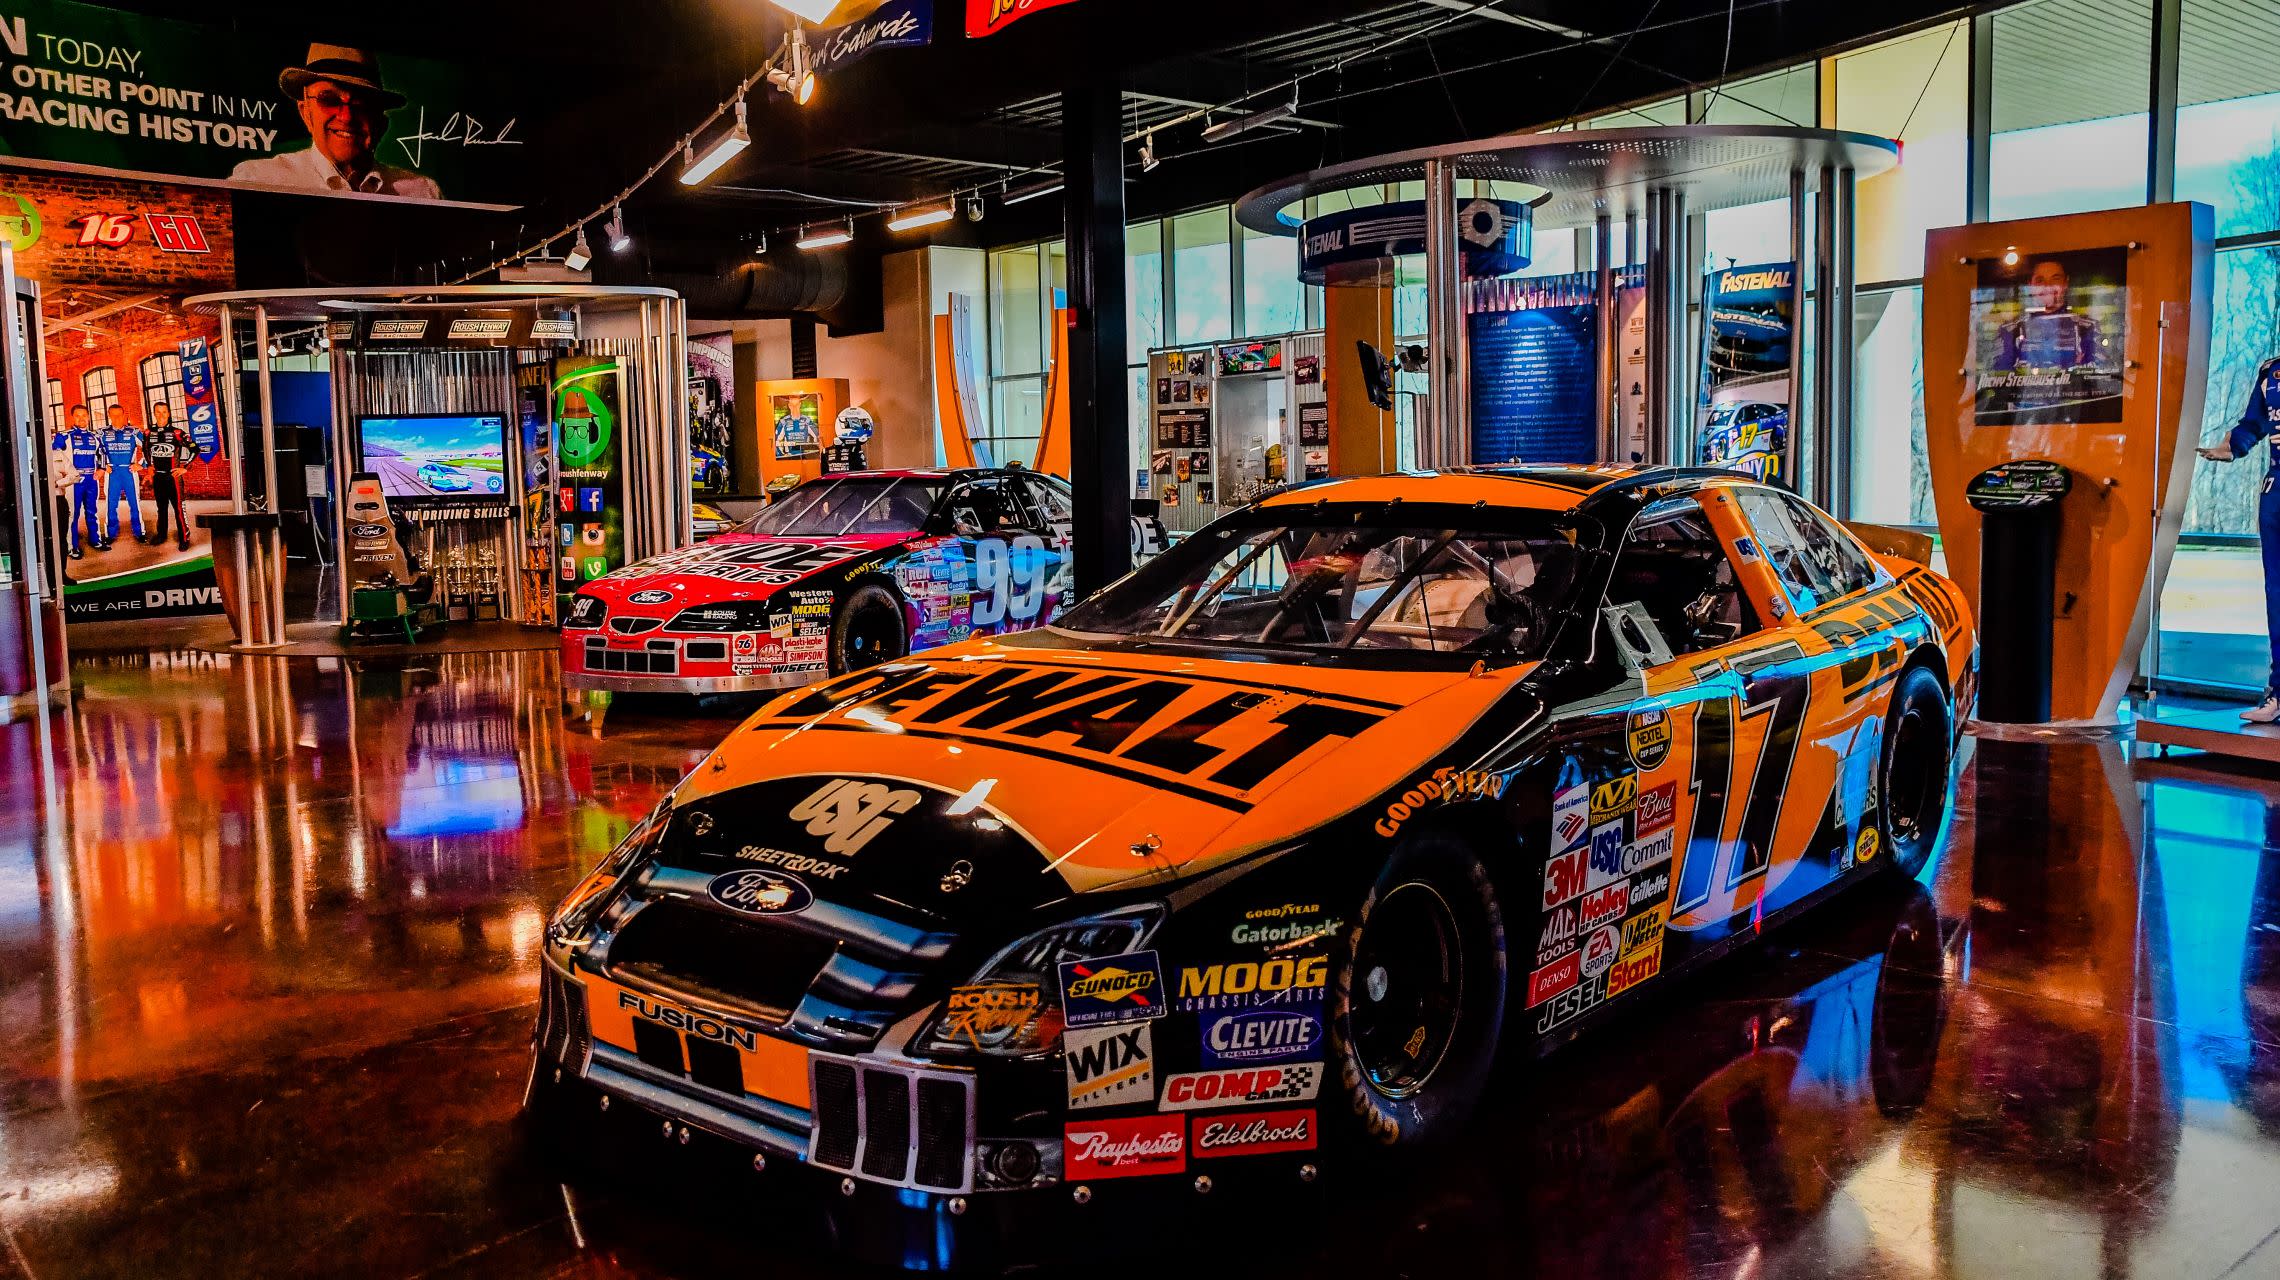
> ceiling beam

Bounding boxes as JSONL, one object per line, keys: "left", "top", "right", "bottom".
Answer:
{"left": 1414, "top": 0, "right": 1590, "bottom": 40}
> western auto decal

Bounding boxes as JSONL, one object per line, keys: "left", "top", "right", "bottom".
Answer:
{"left": 1620, "top": 904, "right": 1669, "bottom": 956}
{"left": 1158, "top": 1063, "right": 1322, "bottom": 1111}
{"left": 1064, "top": 1114, "right": 1185, "bottom": 1180}
{"left": 705, "top": 869, "right": 814, "bottom": 916}
{"left": 939, "top": 983, "right": 1042, "bottom": 1051}
{"left": 1199, "top": 1007, "right": 1324, "bottom": 1068}
{"left": 769, "top": 663, "right": 1386, "bottom": 804}
{"left": 1064, "top": 1023, "right": 1155, "bottom": 1111}
{"left": 1192, "top": 1108, "right": 1317, "bottom": 1158}
{"left": 1059, "top": 951, "right": 1168, "bottom": 1026}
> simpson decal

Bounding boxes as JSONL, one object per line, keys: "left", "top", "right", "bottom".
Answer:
{"left": 1060, "top": 951, "right": 1169, "bottom": 1025}
{"left": 1065, "top": 1023, "right": 1156, "bottom": 1110}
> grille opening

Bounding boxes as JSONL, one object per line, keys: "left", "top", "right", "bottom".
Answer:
{"left": 632, "top": 1018, "right": 685, "bottom": 1075}
{"left": 685, "top": 1036, "right": 746, "bottom": 1095}
{"left": 861, "top": 1070, "right": 913, "bottom": 1180}
{"left": 913, "top": 1078, "right": 969, "bottom": 1189}
{"left": 686, "top": 641, "right": 728, "bottom": 661}
{"left": 583, "top": 637, "right": 681, "bottom": 675}
{"left": 607, "top": 900, "right": 835, "bottom": 1021}
{"left": 812, "top": 1061, "right": 861, "bottom": 1169}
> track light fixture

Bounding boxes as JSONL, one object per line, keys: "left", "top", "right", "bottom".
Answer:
{"left": 1140, "top": 133, "right": 1159, "bottom": 172}
{"left": 266, "top": 338, "right": 280, "bottom": 357}
{"left": 967, "top": 194, "right": 985, "bottom": 222}
{"left": 754, "top": 230, "right": 768, "bottom": 255}
{"left": 1003, "top": 177, "right": 1063, "bottom": 206}
{"left": 605, "top": 203, "right": 631, "bottom": 252}
{"left": 888, "top": 200, "right": 955, "bottom": 232}
{"left": 796, "top": 219, "right": 854, "bottom": 250}
{"left": 1201, "top": 99, "right": 1296, "bottom": 144}
{"left": 766, "top": 28, "right": 817, "bottom": 105}
{"left": 564, "top": 223, "right": 593, "bottom": 272}
{"left": 681, "top": 97, "right": 750, "bottom": 186}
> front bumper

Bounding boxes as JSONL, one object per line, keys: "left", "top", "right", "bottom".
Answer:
{"left": 562, "top": 667, "right": 820, "bottom": 695}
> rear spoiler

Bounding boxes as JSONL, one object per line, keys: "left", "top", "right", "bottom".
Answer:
{"left": 1845, "top": 521, "right": 1934, "bottom": 567}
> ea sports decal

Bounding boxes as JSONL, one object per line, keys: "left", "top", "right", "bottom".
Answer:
{"left": 628, "top": 588, "right": 673, "bottom": 605}
{"left": 705, "top": 869, "right": 814, "bottom": 916}
{"left": 1580, "top": 924, "right": 1621, "bottom": 978}
{"left": 1059, "top": 951, "right": 1168, "bottom": 1026}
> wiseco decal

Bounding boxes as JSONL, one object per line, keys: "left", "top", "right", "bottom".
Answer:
{"left": 771, "top": 664, "right": 1385, "bottom": 798}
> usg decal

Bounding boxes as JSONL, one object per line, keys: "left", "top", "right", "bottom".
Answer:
{"left": 789, "top": 778, "right": 921, "bottom": 857}
{"left": 705, "top": 869, "right": 813, "bottom": 916}
{"left": 1158, "top": 1063, "right": 1321, "bottom": 1111}
{"left": 1059, "top": 951, "right": 1168, "bottom": 1025}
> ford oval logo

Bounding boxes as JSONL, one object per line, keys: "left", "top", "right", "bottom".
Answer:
{"left": 350, "top": 522, "right": 389, "bottom": 538}
{"left": 628, "top": 589, "right": 673, "bottom": 605}
{"left": 1203, "top": 1009, "right": 1323, "bottom": 1061}
{"left": 705, "top": 869, "right": 813, "bottom": 916}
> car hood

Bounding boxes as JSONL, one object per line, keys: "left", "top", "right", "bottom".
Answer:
{"left": 662, "top": 638, "right": 1538, "bottom": 925}
{"left": 576, "top": 532, "right": 913, "bottom": 609}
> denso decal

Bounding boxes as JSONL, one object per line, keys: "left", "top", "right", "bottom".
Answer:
{"left": 1060, "top": 951, "right": 1169, "bottom": 1025}
{"left": 1606, "top": 941, "right": 1663, "bottom": 997}
{"left": 1620, "top": 904, "right": 1669, "bottom": 956}
{"left": 1536, "top": 904, "right": 1578, "bottom": 965}
{"left": 1158, "top": 1063, "right": 1321, "bottom": 1111}
{"left": 788, "top": 778, "right": 920, "bottom": 856}
{"left": 940, "top": 983, "right": 1042, "bottom": 1051}
{"left": 1577, "top": 882, "right": 1629, "bottom": 930}
{"left": 1590, "top": 775, "right": 1638, "bottom": 822}
{"left": 705, "top": 869, "right": 814, "bottom": 916}
{"left": 616, "top": 990, "right": 760, "bottom": 1051}
{"left": 1065, "top": 1114, "right": 1185, "bottom": 1179}
{"left": 1542, "top": 847, "right": 1588, "bottom": 910}
{"left": 1065, "top": 1022, "right": 1155, "bottom": 1110}
{"left": 1527, "top": 951, "right": 1580, "bottom": 1007}
{"left": 1192, "top": 1108, "right": 1316, "bottom": 1158}
{"left": 1633, "top": 781, "right": 1677, "bottom": 838}
{"left": 1200, "top": 1008, "right": 1324, "bottom": 1067}
{"left": 771, "top": 663, "right": 1384, "bottom": 799}
{"left": 1175, "top": 955, "right": 1329, "bottom": 1012}
{"left": 1580, "top": 924, "right": 1621, "bottom": 978}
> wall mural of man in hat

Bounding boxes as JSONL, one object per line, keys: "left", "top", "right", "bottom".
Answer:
{"left": 229, "top": 44, "right": 442, "bottom": 200}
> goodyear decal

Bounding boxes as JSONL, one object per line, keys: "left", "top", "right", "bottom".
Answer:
{"left": 767, "top": 663, "right": 1387, "bottom": 804}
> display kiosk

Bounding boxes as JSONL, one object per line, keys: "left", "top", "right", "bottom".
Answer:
{"left": 1143, "top": 332, "right": 1325, "bottom": 532}
{"left": 183, "top": 285, "right": 691, "bottom": 651}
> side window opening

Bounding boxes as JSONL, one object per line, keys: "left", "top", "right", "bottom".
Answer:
{"left": 1606, "top": 497, "right": 1762, "bottom": 659}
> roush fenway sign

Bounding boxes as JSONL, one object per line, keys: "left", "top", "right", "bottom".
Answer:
{"left": 964, "top": 0, "right": 1080, "bottom": 37}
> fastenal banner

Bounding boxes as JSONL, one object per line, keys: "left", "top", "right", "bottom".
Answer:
{"left": 0, "top": 0, "right": 522, "bottom": 208}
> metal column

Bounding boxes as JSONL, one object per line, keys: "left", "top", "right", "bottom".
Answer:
{"left": 1830, "top": 167, "right": 1858, "bottom": 512}
{"left": 1420, "top": 158, "right": 1469, "bottom": 468}
{"left": 1643, "top": 191, "right": 1669, "bottom": 467}
{"left": 1784, "top": 168, "right": 1807, "bottom": 491}
{"left": 1594, "top": 211, "right": 1616, "bottom": 464}
{"left": 253, "top": 305, "right": 284, "bottom": 646}
{"left": 1061, "top": 78, "right": 1130, "bottom": 594}
{"left": 1810, "top": 165, "right": 1840, "bottom": 510}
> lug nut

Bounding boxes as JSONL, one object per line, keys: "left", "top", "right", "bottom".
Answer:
{"left": 552, "top": 1068, "right": 562, "bottom": 1084}
{"left": 1193, "top": 1175, "right": 1213, "bottom": 1195}
{"left": 948, "top": 1197, "right": 968, "bottom": 1216}
{"left": 598, "top": 1095, "right": 610, "bottom": 1111}
{"left": 840, "top": 1177, "right": 857, "bottom": 1197}
{"left": 676, "top": 1126, "right": 690, "bottom": 1145}
{"left": 1299, "top": 1163, "right": 1319, "bottom": 1183}
{"left": 662, "top": 1120, "right": 674, "bottom": 1138}
{"left": 752, "top": 1153, "right": 767, "bottom": 1173}
{"left": 1071, "top": 1185, "right": 1093, "bottom": 1205}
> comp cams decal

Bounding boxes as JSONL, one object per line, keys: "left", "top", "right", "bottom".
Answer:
{"left": 1159, "top": 1063, "right": 1322, "bottom": 1111}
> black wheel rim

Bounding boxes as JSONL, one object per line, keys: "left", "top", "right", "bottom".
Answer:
{"left": 1885, "top": 700, "right": 1943, "bottom": 846}
{"left": 1349, "top": 882, "right": 1463, "bottom": 1097}
{"left": 844, "top": 601, "right": 901, "bottom": 669}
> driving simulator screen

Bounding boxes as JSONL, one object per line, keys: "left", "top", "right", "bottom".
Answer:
{"left": 360, "top": 415, "right": 509, "bottom": 499}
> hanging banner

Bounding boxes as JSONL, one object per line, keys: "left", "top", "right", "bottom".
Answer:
{"left": 688, "top": 332, "right": 735, "bottom": 497}
{"left": 178, "top": 335, "right": 220, "bottom": 462}
{"left": 966, "top": 0, "right": 1082, "bottom": 38}
{"left": 1695, "top": 260, "right": 1797, "bottom": 485}
{"left": 0, "top": 0, "right": 523, "bottom": 209}
{"left": 814, "top": 0, "right": 933, "bottom": 74}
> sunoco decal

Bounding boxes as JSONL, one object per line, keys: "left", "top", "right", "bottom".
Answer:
{"left": 1059, "top": 950, "right": 1168, "bottom": 1026}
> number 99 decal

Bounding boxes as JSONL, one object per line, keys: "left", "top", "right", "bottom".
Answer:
{"left": 971, "top": 534, "right": 1055, "bottom": 629}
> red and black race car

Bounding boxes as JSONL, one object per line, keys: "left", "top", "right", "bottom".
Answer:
{"left": 562, "top": 467, "right": 1161, "bottom": 695}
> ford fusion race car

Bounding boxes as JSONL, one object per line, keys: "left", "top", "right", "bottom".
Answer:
{"left": 562, "top": 467, "right": 1147, "bottom": 695}
{"left": 1702, "top": 401, "right": 1789, "bottom": 484}
{"left": 530, "top": 465, "right": 1974, "bottom": 1219}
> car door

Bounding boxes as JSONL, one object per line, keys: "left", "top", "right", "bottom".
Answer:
{"left": 945, "top": 476, "right": 1062, "bottom": 635}
{"left": 1017, "top": 474, "right": 1080, "bottom": 609}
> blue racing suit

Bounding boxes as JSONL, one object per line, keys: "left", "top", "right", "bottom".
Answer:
{"left": 2230, "top": 357, "right": 2280, "bottom": 695}
{"left": 54, "top": 427, "right": 102, "bottom": 551}
{"left": 101, "top": 425, "right": 145, "bottom": 540}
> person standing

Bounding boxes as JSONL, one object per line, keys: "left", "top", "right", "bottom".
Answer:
{"left": 101, "top": 404, "right": 148, "bottom": 545}
{"left": 54, "top": 405, "right": 104, "bottom": 556}
{"left": 143, "top": 400, "right": 193, "bottom": 551}
{"left": 2199, "top": 355, "right": 2280, "bottom": 724}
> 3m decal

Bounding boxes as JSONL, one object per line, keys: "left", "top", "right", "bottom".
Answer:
{"left": 940, "top": 984, "right": 1042, "bottom": 1051}
{"left": 1065, "top": 1023, "right": 1155, "bottom": 1110}
{"left": 1579, "top": 924, "right": 1621, "bottom": 978}
{"left": 1628, "top": 708, "right": 1672, "bottom": 771}
{"left": 1606, "top": 941, "right": 1664, "bottom": 996}
{"left": 1633, "top": 781, "right": 1677, "bottom": 839}
{"left": 1620, "top": 904, "right": 1669, "bottom": 956}
{"left": 1527, "top": 951, "right": 1580, "bottom": 1007}
{"left": 705, "top": 869, "right": 814, "bottom": 916}
{"left": 1199, "top": 1008, "right": 1324, "bottom": 1067}
{"left": 1577, "top": 882, "right": 1629, "bottom": 930}
{"left": 1159, "top": 1064, "right": 1321, "bottom": 1111}
{"left": 1590, "top": 775, "right": 1638, "bottom": 822}
{"left": 1192, "top": 1109, "right": 1316, "bottom": 1158}
{"left": 1175, "top": 956, "right": 1330, "bottom": 1012}
{"left": 1065, "top": 1115, "right": 1185, "bottom": 1179}
{"left": 1543, "top": 847, "right": 1589, "bottom": 910}
{"left": 788, "top": 778, "right": 921, "bottom": 856}
{"left": 1060, "top": 951, "right": 1169, "bottom": 1025}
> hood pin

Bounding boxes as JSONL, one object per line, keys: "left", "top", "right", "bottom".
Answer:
{"left": 938, "top": 859, "right": 974, "bottom": 894}
{"left": 1129, "top": 834, "right": 1162, "bottom": 859}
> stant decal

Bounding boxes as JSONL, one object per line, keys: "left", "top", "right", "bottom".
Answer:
{"left": 1607, "top": 941, "right": 1663, "bottom": 997}
{"left": 1064, "top": 1023, "right": 1155, "bottom": 1111}
{"left": 1064, "top": 1114, "right": 1185, "bottom": 1180}
{"left": 1060, "top": 951, "right": 1169, "bottom": 1026}
{"left": 1158, "top": 1063, "right": 1321, "bottom": 1112}
{"left": 705, "top": 869, "right": 813, "bottom": 916}
{"left": 1192, "top": 1108, "right": 1316, "bottom": 1158}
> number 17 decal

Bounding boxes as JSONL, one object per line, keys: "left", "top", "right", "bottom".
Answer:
{"left": 1673, "top": 641, "right": 1812, "bottom": 917}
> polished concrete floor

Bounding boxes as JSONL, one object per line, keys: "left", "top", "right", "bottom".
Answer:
{"left": 2, "top": 648, "right": 2279, "bottom": 1277}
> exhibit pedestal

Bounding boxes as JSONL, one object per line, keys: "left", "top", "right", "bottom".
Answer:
{"left": 2136, "top": 702, "right": 2280, "bottom": 764}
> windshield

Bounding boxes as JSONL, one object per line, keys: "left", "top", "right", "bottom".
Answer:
{"left": 1055, "top": 508, "right": 1584, "bottom": 662}
{"left": 738, "top": 477, "right": 944, "bottom": 537}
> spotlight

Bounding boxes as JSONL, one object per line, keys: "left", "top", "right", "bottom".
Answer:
{"left": 967, "top": 194, "right": 985, "bottom": 222}
{"left": 318, "top": 330, "right": 332, "bottom": 351}
{"left": 681, "top": 97, "right": 751, "bottom": 186}
{"left": 1140, "top": 133, "right": 1159, "bottom": 172}
{"left": 796, "top": 219, "right": 854, "bottom": 250}
{"left": 266, "top": 339, "right": 280, "bottom": 357}
{"left": 766, "top": 29, "right": 817, "bottom": 105}
{"left": 754, "top": 230, "right": 768, "bottom": 255}
{"left": 1003, "top": 177, "right": 1063, "bottom": 206}
{"left": 1201, "top": 99, "right": 1296, "bottom": 143}
{"left": 605, "top": 203, "right": 631, "bottom": 252}
{"left": 887, "top": 201, "right": 955, "bottom": 232}
{"left": 564, "top": 223, "right": 593, "bottom": 272}
{"left": 2002, "top": 245, "right": 2020, "bottom": 266}
{"left": 80, "top": 331, "right": 95, "bottom": 350}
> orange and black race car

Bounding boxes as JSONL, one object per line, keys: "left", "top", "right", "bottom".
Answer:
{"left": 529, "top": 465, "right": 1975, "bottom": 1240}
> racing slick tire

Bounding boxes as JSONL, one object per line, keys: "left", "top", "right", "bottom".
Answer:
{"left": 831, "top": 583, "right": 908, "bottom": 675}
{"left": 1876, "top": 663, "right": 1952, "bottom": 881}
{"left": 1331, "top": 831, "right": 1508, "bottom": 1149}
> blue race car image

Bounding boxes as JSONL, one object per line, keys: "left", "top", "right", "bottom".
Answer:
{"left": 1701, "top": 402, "right": 1789, "bottom": 484}
{"left": 418, "top": 461, "right": 474, "bottom": 492}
